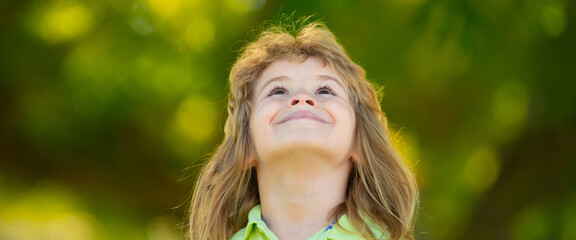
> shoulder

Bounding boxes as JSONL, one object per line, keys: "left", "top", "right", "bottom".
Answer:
{"left": 230, "top": 205, "right": 276, "bottom": 240}
{"left": 230, "top": 227, "right": 248, "bottom": 240}
{"left": 328, "top": 215, "right": 391, "bottom": 240}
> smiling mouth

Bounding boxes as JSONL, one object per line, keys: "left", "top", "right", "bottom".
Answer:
{"left": 278, "top": 111, "right": 329, "bottom": 124}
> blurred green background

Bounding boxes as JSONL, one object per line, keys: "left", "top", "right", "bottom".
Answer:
{"left": 1, "top": 0, "right": 575, "bottom": 239}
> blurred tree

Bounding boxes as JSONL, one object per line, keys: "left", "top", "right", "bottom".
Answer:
{"left": 0, "top": 0, "right": 574, "bottom": 239}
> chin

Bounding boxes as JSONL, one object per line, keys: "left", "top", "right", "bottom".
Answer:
{"left": 277, "top": 132, "right": 328, "bottom": 145}
{"left": 278, "top": 137, "right": 346, "bottom": 155}
{"left": 255, "top": 137, "right": 353, "bottom": 167}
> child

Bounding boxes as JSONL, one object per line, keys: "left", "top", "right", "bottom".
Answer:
{"left": 189, "top": 17, "right": 419, "bottom": 240}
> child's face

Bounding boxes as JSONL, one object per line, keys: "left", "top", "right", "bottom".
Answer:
{"left": 250, "top": 57, "right": 356, "bottom": 165}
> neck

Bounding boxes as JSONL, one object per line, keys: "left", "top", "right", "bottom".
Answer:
{"left": 256, "top": 155, "right": 351, "bottom": 240}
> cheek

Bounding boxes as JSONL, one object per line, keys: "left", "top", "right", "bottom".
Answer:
{"left": 252, "top": 100, "right": 281, "bottom": 125}
{"left": 250, "top": 100, "right": 282, "bottom": 139}
{"left": 324, "top": 101, "right": 356, "bottom": 127}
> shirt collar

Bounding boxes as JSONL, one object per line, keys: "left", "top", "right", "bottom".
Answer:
{"left": 240, "top": 204, "right": 390, "bottom": 240}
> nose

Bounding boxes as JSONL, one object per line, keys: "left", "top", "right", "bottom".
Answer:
{"left": 289, "top": 92, "right": 318, "bottom": 107}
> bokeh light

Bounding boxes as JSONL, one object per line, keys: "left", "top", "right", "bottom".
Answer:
{"left": 34, "top": 0, "right": 95, "bottom": 44}
{"left": 1, "top": 0, "right": 574, "bottom": 239}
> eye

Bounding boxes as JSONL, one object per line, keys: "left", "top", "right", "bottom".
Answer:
{"left": 267, "top": 86, "right": 288, "bottom": 96}
{"left": 317, "top": 85, "right": 336, "bottom": 95}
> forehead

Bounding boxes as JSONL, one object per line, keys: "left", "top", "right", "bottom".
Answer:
{"left": 255, "top": 57, "right": 344, "bottom": 88}
{"left": 262, "top": 56, "right": 330, "bottom": 75}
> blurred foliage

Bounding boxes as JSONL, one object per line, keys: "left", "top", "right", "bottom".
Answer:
{"left": 1, "top": 0, "right": 575, "bottom": 239}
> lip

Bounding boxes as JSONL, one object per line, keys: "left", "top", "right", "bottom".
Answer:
{"left": 277, "top": 111, "right": 329, "bottom": 124}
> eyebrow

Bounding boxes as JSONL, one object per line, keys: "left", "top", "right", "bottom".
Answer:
{"left": 317, "top": 75, "right": 346, "bottom": 90}
{"left": 257, "top": 76, "right": 288, "bottom": 96}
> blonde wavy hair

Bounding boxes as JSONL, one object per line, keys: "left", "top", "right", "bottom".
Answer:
{"left": 189, "top": 17, "right": 418, "bottom": 240}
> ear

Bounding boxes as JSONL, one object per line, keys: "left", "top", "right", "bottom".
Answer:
{"left": 349, "top": 150, "right": 360, "bottom": 163}
{"left": 348, "top": 136, "right": 360, "bottom": 163}
{"left": 244, "top": 147, "right": 257, "bottom": 169}
{"left": 244, "top": 158, "right": 255, "bottom": 169}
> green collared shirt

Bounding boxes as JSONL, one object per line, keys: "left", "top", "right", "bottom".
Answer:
{"left": 230, "top": 205, "right": 390, "bottom": 240}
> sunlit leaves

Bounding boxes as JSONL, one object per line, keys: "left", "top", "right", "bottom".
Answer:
{"left": 166, "top": 95, "right": 219, "bottom": 158}
{"left": 462, "top": 146, "right": 501, "bottom": 193}
{"left": 492, "top": 82, "right": 529, "bottom": 143}
{"left": 540, "top": 2, "right": 567, "bottom": 38}
{"left": 32, "top": 1, "right": 94, "bottom": 44}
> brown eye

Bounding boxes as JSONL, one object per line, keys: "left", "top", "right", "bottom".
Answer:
{"left": 267, "top": 86, "right": 288, "bottom": 96}
{"left": 317, "top": 85, "right": 336, "bottom": 95}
